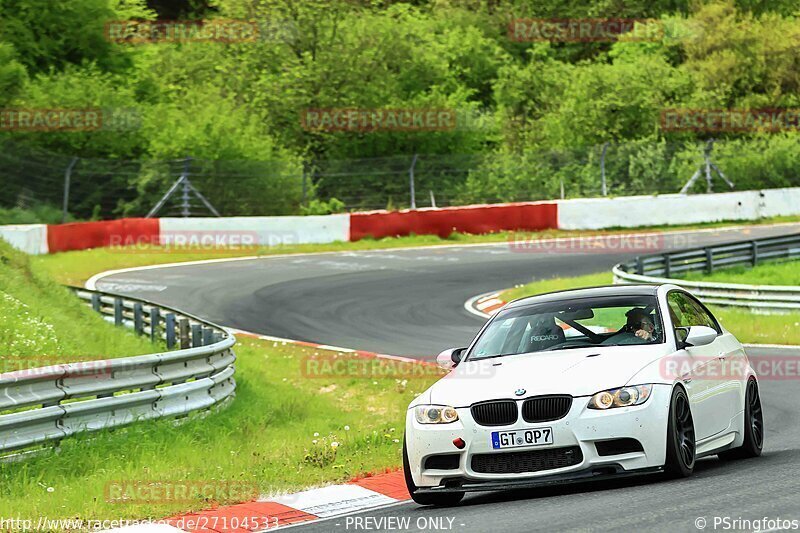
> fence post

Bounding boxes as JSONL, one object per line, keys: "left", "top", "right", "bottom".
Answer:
{"left": 91, "top": 293, "right": 101, "bottom": 312}
{"left": 636, "top": 256, "right": 644, "bottom": 275}
{"left": 600, "top": 142, "right": 609, "bottom": 196}
{"left": 165, "top": 313, "right": 176, "bottom": 349}
{"left": 752, "top": 241, "right": 759, "bottom": 266}
{"left": 191, "top": 324, "right": 202, "bottom": 347}
{"left": 705, "top": 248, "right": 714, "bottom": 274}
{"left": 114, "top": 298, "right": 123, "bottom": 326}
{"left": 301, "top": 169, "right": 307, "bottom": 204}
{"left": 62, "top": 157, "right": 79, "bottom": 223}
{"left": 409, "top": 154, "right": 418, "bottom": 209}
{"left": 133, "top": 303, "right": 144, "bottom": 335}
{"left": 664, "top": 254, "right": 671, "bottom": 278}
{"left": 202, "top": 327, "right": 214, "bottom": 346}
{"left": 150, "top": 307, "right": 161, "bottom": 343}
{"left": 179, "top": 319, "right": 190, "bottom": 349}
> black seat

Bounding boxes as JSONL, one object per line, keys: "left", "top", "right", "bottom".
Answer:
{"left": 524, "top": 315, "right": 566, "bottom": 352}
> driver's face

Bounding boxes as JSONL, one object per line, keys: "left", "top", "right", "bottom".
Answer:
{"left": 639, "top": 317, "right": 655, "bottom": 332}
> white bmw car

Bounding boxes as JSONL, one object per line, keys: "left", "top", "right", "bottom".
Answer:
{"left": 404, "top": 284, "right": 764, "bottom": 506}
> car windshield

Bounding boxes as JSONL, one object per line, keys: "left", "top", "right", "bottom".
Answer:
{"left": 468, "top": 295, "right": 664, "bottom": 360}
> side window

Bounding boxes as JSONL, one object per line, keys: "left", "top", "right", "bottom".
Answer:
{"left": 667, "top": 292, "right": 719, "bottom": 332}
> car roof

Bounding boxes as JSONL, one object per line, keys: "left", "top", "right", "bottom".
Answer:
{"left": 506, "top": 283, "right": 662, "bottom": 309}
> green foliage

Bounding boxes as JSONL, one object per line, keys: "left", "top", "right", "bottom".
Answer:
{"left": 1, "top": 0, "right": 799, "bottom": 217}
{"left": 300, "top": 197, "right": 345, "bottom": 215}
{"left": 0, "top": 205, "right": 70, "bottom": 225}
{"left": 0, "top": 42, "right": 26, "bottom": 105}
{"left": 0, "top": 0, "right": 137, "bottom": 73}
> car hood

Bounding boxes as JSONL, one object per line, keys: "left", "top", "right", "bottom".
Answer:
{"left": 430, "top": 345, "right": 668, "bottom": 407}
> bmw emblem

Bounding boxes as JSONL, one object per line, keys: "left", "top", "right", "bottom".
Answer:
{"left": 515, "top": 388, "right": 526, "bottom": 396}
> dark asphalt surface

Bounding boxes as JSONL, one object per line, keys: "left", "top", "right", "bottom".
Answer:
{"left": 95, "top": 223, "right": 800, "bottom": 532}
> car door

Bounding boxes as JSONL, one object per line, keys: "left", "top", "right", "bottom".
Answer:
{"left": 667, "top": 291, "right": 731, "bottom": 440}
{"left": 680, "top": 293, "right": 744, "bottom": 433}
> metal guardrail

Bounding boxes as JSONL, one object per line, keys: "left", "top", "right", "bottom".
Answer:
{"left": 613, "top": 233, "right": 800, "bottom": 312}
{"left": 0, "top": 287, "right": 236, "bottom": 456}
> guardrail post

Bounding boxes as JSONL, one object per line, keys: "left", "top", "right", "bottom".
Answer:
{"left": 91, "top": 293, "right": 101, "bottom": 312}
{"left": 165, "top": 313, "right": 176, "bottom": 349}
{"left": 150, "top": 307, "right": 161, "bottom": 342}
{"left": 191, "top": 324, "right": 202, "bottom": 347}
{"left": 202, "top": 327, "right": 214, "bottom": 346}
{"left": 752, "top": 241, "right": 759, "bottom": 266}
{"left": 705, "top": 248, "right": 714, "bottom": 274}
{"left": 133, "top": 303, "right": 144, "bottom": 335}
{"left": 636, "top": 256, "right": 644, "bottom": 275}
{"left": 179, "top": 319, "right": 190, "bottom": 349}
{"left": 664, "top": 254, "right": 671, "bottom": 278}
{"left": 114, "top": 298, "right": 123, "bottom": 326}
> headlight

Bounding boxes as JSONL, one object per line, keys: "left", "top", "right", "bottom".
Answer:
{"left": 414, "top": 405, "right": 459, "bottom": 424}
{"left": 588, "top": 385, "right": 653, "bottom": 410}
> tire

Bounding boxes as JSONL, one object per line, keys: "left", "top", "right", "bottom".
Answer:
{"left": 664, "top": 386, "right": 695, "bottom": 478}
{"left": 719, "top": 377, "right": 764, "bottom": 460}
{"left": 403, "top": 439, "right": 464, "bottom": 506}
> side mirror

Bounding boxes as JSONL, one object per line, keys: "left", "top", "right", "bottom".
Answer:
{"left": 676, "top": 326, "right": 717, "bottom": 349}
{"left": 436, "top": 347, "right": 466, "bottom": 370}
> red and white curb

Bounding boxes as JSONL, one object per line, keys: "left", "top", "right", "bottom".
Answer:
{"left": 464, "top": 291, "right": 507, "bottom": 320}
{"left": 107, "top": 470, "right": 410, "bottom": 532}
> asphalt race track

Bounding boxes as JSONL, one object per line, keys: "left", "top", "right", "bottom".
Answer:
{"left": 95, "top": 224, "right": 800, "bottom": 532}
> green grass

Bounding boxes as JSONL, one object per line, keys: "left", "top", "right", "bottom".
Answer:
{"left": 500, "top": 272, "right": 800, "bottom": 346}
{"left": 0, "top": 239, "right": 158, "bottom": 369}
{"left": 0, "top": 237, "right": 439, "bottom": 520}
{"left": 32, "top": 214, "right": 800, "bottom": 286}
{"left": 0, "top": 336, "right": 439, "bottom": 519}
{"left": 682, "top": 259, "right": 800, "bottom": 286}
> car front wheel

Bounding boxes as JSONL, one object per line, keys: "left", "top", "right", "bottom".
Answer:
{"left": 664, "top": 386, "right": 695, "bottom": 478}
{"left": 403, "top": 439, "right": 464, "bottom": 506}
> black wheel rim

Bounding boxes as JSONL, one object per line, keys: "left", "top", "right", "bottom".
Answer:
{"left": 748, "top": 379, "right": 764, "bottom": 449}
{"left": 675, "top": 393, "right": 695, "bottom": 467}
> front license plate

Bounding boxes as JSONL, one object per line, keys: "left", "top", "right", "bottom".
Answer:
{"left": 491, "top": 427, "right": 553, "bottom": 449}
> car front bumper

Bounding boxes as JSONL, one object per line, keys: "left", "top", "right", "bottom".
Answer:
{"left": 406, "top": 384, "right": 671, "bottom": 489}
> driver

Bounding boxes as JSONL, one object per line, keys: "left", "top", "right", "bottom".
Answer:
{"left": 625, "top": 308, "right": 656, "bottom": 342}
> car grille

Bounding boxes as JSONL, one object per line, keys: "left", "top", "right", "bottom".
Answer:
{"left": 470, "top": 400, "right": 518, "bottom": 426}
{"left": 521, "top": 395, "right": 573, "bottom": 423}
{"left": 471, "top": 446, "right": 583, "bottom": 474}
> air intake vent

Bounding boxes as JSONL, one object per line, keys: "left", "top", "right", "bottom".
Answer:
{"left": 424, "top": 454, "right": 460, "bottom": 470}
{"left": 471, "top": 446, "right": 583, "bottom": 474}
{"left": 521, "top": 395, "right": 572, "bottom": 423}
{"left": 595, "top": 438, "right": 644, "bottom": 457}
{"left": 470, "top": 400, "right": 518, "bottom": 426}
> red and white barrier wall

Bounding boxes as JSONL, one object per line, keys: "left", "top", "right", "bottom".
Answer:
{"left": 3, "top": 187, "right": 800, "bottom": 255}
{"left": 350, "top": 201, "right": 557, "bottom": 240}
{"left": 0, "top": 224, "right": 49, "bottom": 255}
{"left": 160, "top": 215, "right": 350, "bottom": 246}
